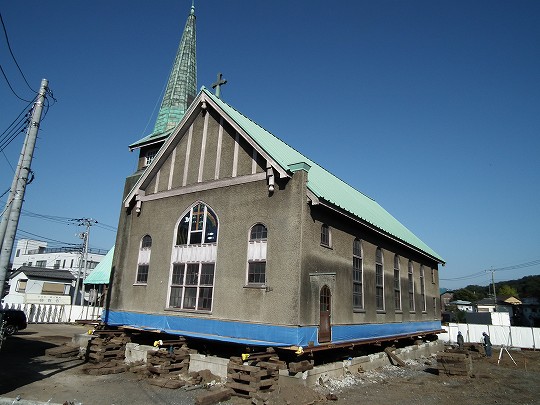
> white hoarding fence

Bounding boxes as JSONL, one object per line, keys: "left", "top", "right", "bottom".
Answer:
{"left": 442, "top": 323, "right": 539, "bottom": 349}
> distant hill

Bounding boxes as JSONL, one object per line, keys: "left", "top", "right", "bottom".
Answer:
{"left": 450, "top": 275, "right": 540, "bottom": 302}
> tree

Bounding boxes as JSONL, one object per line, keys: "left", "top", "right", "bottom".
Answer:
{"left": 497, "top": 284, "right": 518, "bottom": 298}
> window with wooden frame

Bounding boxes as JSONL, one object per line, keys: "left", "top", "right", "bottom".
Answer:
{"left": 394, "top": 254, "right": 401, "bottom": 311}
{"left": 320, "top": 224, "right": 331, "bottom": 247}
{"left": 169, "top": 263, "right": 214, "bottom": 311}
{"left": 408, "top": 260, "right": 415, "bottom": 312}
{"left": 375, "top": 247, "right": 384, "bottom": 311}
{"left": 247, "top": 223, "right": 268, "bottom": 286}
{"left": 136, "top": 235, "right": 152, "bottom": 284}
{"left": 353, "top": 238, "right": 363, "bottom": 310}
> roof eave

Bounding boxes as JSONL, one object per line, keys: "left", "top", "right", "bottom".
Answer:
{"left": 313, "top": 197, "right": 445, "bottom": 265}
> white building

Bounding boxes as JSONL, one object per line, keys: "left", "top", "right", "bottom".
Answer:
{"left": 3, "top": 266, "right": 74, "bottom": 306}
{"left": 12, "top": 239, "right": 107, "bottom": 278}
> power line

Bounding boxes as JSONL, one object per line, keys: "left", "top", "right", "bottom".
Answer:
{"left": 0, "top": 11, "right": 37, "bottom": 94}
{"left": 440, "top": 259, "right": 540, "bottom": 282}
{"left": 16, "top": 229, "right": 79, "bottom": 246}
{"left": 0, "top": 63, "right": 32, "bottom": 102}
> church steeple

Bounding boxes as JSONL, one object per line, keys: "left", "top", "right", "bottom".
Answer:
{"left": 151, "top": 2, "right": 197, "bottom": 137}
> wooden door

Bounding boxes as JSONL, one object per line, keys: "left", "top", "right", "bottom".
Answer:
{"left": 319, "top": 285, "right": 331, "bottom": 343}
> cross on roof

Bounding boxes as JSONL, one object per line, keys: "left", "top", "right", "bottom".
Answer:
{"left": 212, "top": 73, "right": 227, "bottom": 98}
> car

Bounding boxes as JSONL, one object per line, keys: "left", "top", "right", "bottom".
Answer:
{"left": 0, "top": 309, "right": 28, "bottom": 336}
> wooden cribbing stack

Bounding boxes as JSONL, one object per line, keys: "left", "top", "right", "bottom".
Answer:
{"left": 147, "top": 338, "right": 190, "bottom": 376}
{"left": 226, "top": 351, "right": 286, "bottom": 399}
{"left": 83, "top": 330, "right": 131, "bottom": 375}
{"left": 437, "top": 352, "right": 473, "bottom": 377}
{"left": 86, "top": 330, "right": 130, "bottom": 363}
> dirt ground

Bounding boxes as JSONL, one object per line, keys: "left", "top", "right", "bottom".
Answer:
{"left": 0, "top": 324, "right": 539, "bottom": 405}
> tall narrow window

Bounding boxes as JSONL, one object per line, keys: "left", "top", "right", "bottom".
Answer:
{"left": 136, "top": 235, "right": 152, "bottom": 284}
{"left": 394, "top": 254, "right": 401, "bottom": 311}
{"left": 247, "top": 223, "right": 268, "bottom": 286}
{"left": 320, "top": 224, "right": 331, "bottom": 247}
{"left": 375, "top": 247, "right": 384, "bottom": 311}
{"left": 420, "top": 265, "right": 426, "bottom": 312}
{"left": 352, "top": 238, "right": 363, "bottom": 310}
{"left": 408, "top": 260, "right": 415, "bottom": 312}
{"left": 170, "top": 202, "right": 218, "bottom": 311}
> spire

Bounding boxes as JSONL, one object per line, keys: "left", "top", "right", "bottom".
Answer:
{"left": 152, "top": 2, "right": 197, "bottom": 136}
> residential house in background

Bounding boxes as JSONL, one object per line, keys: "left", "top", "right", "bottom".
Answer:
{"left": 12, "top": 239, "right": 107, "bottom": 278}
{"left": 449, "top": 300, "right": 473, "bottom": 312}
{"left": 2, "top": 266, "right": 74, "bottom": 306}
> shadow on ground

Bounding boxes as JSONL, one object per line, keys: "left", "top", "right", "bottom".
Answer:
{"left": 0, "top": 332, "right": 84, "bottom": 395}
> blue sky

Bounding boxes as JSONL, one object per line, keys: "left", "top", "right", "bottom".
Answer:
{"left": 1, "top": 1, "right": 538, "bottom": 290}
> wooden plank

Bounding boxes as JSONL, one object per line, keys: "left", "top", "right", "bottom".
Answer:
{"left": 384, "top": 347, "right": 406, "bottom": 367}
{"left": 227, "top": 363, "right": 261, "bottom": 373}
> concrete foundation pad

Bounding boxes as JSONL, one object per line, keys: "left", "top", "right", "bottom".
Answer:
{"left": 279, "top": 340, "right": 444, "bottom": 387}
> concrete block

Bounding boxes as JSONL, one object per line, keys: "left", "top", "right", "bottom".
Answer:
{"left": 189, "top": 353, "right": 229, "bottom": 379}
{"left": 125, "top": 343, "right": 156, "bottom": 364}
{"left": 72, "top": 332, "right": 92, "bottom": 349}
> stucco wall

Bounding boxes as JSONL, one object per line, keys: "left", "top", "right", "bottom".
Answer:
{"left": 299, "top": 202, "right": 441, "bottom": 329}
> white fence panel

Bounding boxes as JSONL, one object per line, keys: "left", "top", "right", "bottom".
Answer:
{"left": 511, "top": 326, "right": 534, "bottom": 349}
{"left": 533, "top": 328, "right": 540, "bottom": 350}
{"left": 2, "top": 302, "right": 102, "bottom": 324}
{"left": 442, "top": 323, "right": 538, "bottom": 349}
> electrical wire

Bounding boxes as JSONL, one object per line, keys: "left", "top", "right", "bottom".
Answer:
{"left": 2, "top": 149, "right": 15, "bottom": 172}
{"left": 0, "top": 99, "right": 33, "bottom": 142}
{"left": 16, "top": 229, "right": 80, "bottom": 246}
{"left": 0, "top": 63, "right": 32, "bottom": 102}
{"left": 0, "top": 118, "right": 28, "bottom": 152}
{"left": 440, "top": 259, "right": 540, "bottom": 282}
{"left": 0, "top": 11, "right": 37, "bottom": 94}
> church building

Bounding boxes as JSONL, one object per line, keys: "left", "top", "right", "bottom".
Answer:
{"left": 106, "top": 4, "right": 445, "bottom": 350}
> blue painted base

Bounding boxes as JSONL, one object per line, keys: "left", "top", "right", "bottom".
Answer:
{"left": 103, "top": 310, "right": 441, "bottom": 347}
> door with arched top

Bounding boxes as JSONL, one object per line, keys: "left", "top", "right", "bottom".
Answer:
{"left": 319, "top": 285, "right": 331, "bottom": 343}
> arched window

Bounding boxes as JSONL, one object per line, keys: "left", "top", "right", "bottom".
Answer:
{"left": 169, "top": 203, "right": 218, "bottom": 311}
{"left": 321, "top": 224, "right": 331, "bottom": 247}
{"left": 247, "top": 223, "right": 268, "bottom": 286}
{"left": 141, "top": 235, "right": 152, "bottom": 248}
{"left": 420, "top": 265, "right": 426, "bottom": 312}
{"left": 408, "top": 260, "right": 415, "bottom": 312}
{"left": 136, "top": 235, "right": 152, "bottom": 284}
{"left": 352, "top": 238, "right": 363, "bottom": 310}
{"left": 176, "top": 203, "right": 218, "bottom": 246}
{"left": 375, "top": 247, "right": 384, "bottom": 311}
{"left": 394, "top": 254, "right": 401, "bottom": 311}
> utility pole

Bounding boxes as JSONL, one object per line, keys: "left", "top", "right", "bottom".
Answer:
{"left": 0, "top": 78, "right": 49, "bottom": 300}
{"left": 491, "top": 268, "right": 497, "bottom": 311}
{"left": 72, "top": 218, "right": 96, "bottom": 306}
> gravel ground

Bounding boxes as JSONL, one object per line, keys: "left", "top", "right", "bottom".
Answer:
{"left": 1, "top": 324, "right": 539, "bottom": 405}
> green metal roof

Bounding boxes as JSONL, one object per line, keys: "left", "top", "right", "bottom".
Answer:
{"left": 84, "top": 246, "right": 114, "bottom": 285}
{"left": 202, "top": 88, "right": 444, "bottom": 263}
{"left": 130, "top": 4, "right": 197, "bottom": 150}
